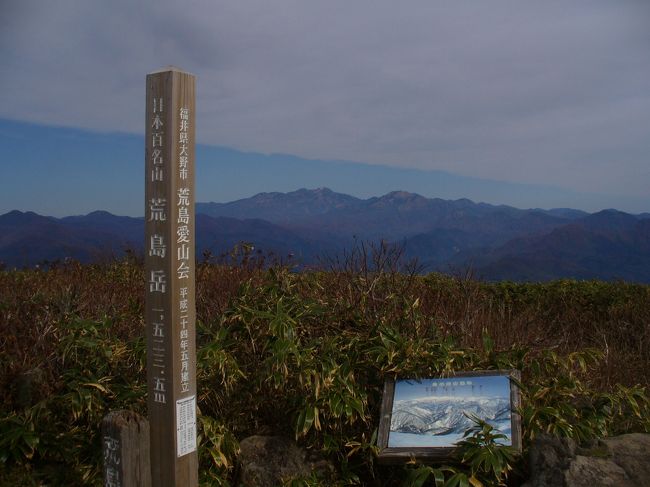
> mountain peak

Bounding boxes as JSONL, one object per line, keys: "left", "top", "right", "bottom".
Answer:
{"left": 306, "top": 187, "right": 333, "bottom": 194}
{"left": 372, "top": 191, "right": 429, "bottom": 209}
{"left": 85, "top": 210, "right": 117, "bottom": 218}
{"left": 197, "top": 187, "right": 362, "bottom": 223}
{"left": 2, "top": 210, "right": 40, "bottom": 217}
{"left": 384, "top": 190, "right": 424, "bottom": 200}
{"left": 291, "top": 187, "right": 335, "bottom": 197}
{"left": 0, "top": 210, "right": 50, "bottom": 225}
{"left": 582, "top": 209, "right": 637, "bottom": 228}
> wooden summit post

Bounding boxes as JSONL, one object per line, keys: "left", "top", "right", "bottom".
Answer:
{"left": 145, "top": 67, "right": 198, "bottom": 487}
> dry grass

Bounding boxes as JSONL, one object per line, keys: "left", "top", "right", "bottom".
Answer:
{"left": 2, "top": 257, "right": 648, "bottom": 410}
{"left": 1, "top": 252, "right": 649, "bottom": 485}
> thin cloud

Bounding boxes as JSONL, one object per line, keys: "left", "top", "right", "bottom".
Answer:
{"left": 1, "top": 0, "right": 649, "bottom": 201}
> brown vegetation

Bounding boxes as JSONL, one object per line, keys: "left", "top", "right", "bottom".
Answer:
{"left": 1, "top": 248, "right": 649, "bottom": 485}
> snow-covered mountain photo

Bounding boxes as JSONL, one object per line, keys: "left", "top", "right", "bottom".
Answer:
{"left": 388, "top": 375, "right": 513, "bottom": 448}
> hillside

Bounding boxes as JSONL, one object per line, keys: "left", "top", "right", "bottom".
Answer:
{"left": 471, "top": 211, "right": 650, "bottom": 282}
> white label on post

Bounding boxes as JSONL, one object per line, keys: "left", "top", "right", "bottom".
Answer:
{"left": 176, "top": 395, "right": 197, "bottom": 457}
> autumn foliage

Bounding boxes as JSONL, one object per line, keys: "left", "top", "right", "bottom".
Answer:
{"left": 1, "top": 247, "right": 649, "bottom": 485}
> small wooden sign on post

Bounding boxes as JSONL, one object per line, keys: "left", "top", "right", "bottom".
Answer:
{"left": 145, "top": 67, "right": 198, "bottom": 487}
{"left": 102, "top": 410, "right": 151, "bottom": 487}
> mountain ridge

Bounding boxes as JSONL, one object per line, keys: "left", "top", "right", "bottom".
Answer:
{"left": 2, "top": 189, "right": 649, "bottom": 282}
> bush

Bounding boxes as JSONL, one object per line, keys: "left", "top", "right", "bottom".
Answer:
{"left": 1, "top": 257, "right": 649, "bottom": 485}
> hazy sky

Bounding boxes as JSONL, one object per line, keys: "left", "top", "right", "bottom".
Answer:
{"left": 1, "top": 1, "right": 649, "bottom": 214}
{"left": 395, "top": 376, "right": 511, "bottom": 401}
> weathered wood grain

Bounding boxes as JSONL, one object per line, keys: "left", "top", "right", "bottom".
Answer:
{"left": 145, "top": 67, "right": 198, "bottom": 487}
{"left": 102, "top": 410, "right": 152, "bottom": 487}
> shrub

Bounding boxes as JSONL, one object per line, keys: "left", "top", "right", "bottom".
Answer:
{"left": 0, "top": 257, "right": 648, "bottom": 485}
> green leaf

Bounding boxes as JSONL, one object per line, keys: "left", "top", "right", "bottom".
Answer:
{"left": 432, "top": 469, "right": 446, "bottom": 487}
{"left": 405, "top": 466, "right": 431, "bottom": 487}
{"left": 445, "top": 472, "right": 469, "bottom": 487}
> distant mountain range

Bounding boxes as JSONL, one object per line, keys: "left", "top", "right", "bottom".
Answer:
{"left": 2, "top": 188, "right": 650, "bottom": 283}
{"left": 390, "top": 396, "right": 511, "bottom": 437}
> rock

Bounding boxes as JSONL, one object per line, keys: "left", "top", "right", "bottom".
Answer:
{"left": 564, "top": 455, "right": 630, "bottom": 487}
{"left": 523, "top": 433, "right": 650, "bottom": 487}
{"left": 237, "top": 435, "right": 334, "bottom": 487}
{"left": 522, "top": 434, "right": 576, "bottom": 487}
{"left": 600, "top": 434, "right": 650, "bottom": 483}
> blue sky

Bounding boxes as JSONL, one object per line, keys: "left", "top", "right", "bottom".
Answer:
{"left": 1, "top": 1, "right": 649, "bottom": 216}
{"left": 394, "top": 375, "right": 511, "bottom": 402}
{"left": 4, "top": 118, "right": 649, "bottom": 217}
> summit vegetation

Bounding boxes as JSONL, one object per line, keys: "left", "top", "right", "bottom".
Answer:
{"left": 1, "top": 245, "right": 649, "bottom": 485}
